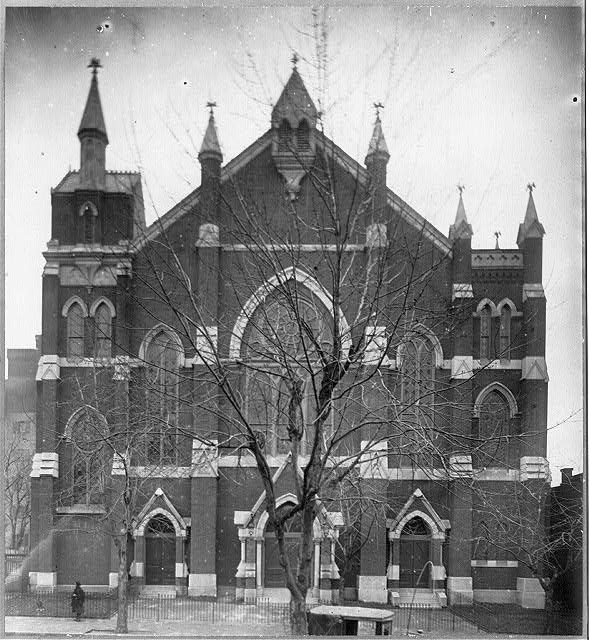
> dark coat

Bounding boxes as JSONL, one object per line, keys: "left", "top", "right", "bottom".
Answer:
{"left": 71, "top": 585, "right": 85, "bottom": 613}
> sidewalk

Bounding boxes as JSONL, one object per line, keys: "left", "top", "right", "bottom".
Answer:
{"left": 5, "top": 615, "right": 287, "bottom": 637}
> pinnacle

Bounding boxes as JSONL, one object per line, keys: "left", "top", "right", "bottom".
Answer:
{"left": 517, "top": 187, "right": 545, "bottom": 245}
{"left": 199, "top": 112, "right": 223, "bottom": 162}
{"left": 271, "top": 66, "right": 318, "bottom": 128}
{"left": 449, "top": 190, "right": 473, "bottom": 241}
{"left": 78, "top": 65, "right": 108, "bottom": 144}
{"left": 366, "top": 117, "right": 390, "bottom": 162}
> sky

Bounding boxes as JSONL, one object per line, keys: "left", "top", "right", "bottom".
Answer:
{"left": 4, "top": 5, "right": 584, "bottom": 480}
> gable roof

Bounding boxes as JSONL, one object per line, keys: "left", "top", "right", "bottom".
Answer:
{"left": 135, "top": 128, "right": 452, "bottom": 254}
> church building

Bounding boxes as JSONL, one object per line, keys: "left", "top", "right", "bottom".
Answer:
{"left": 29, "top": 59, "right": 550, "bottom": 609}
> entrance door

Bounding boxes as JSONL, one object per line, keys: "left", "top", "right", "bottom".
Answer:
{"left": 399, "top": 517, "right": 431, "bottom": 588}
{"left": 264, "top": 504, "right": 309, "bottom": 589}
{"left": 145, "top": 514, "right": 176, "bottom": 585}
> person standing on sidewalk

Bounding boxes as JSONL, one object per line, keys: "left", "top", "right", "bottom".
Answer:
{"left": 71, "top": 581, "right": 85, "bottom": 621}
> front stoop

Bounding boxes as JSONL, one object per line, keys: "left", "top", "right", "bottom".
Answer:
{"left": 396, "top": 588, "right": 444, "bottom": 608}
{"left": 139, "top": 585, "right": 178, "bottom": 598}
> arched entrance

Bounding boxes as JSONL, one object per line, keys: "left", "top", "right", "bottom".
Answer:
{"left": 145, "top": 514, "right": 176, "bottom": 585}
{"left": 263, "top": 505, "right": 305, "bottom": 588}
{"left": 399, "top": 516, "right": 431, "bottom": 588}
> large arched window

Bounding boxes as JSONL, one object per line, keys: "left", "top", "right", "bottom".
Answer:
{"left": 477, "top": 390, "right": 512, "bottom": 467}
{"left": 67, "top": 301, "right": 86, "bottom": 359}
{"left": 64, "top": 409, "right": 108, "bottom": 506}
{"left": 144, "top": 329, "right": 181, "bottom": 464}
{"left": 399, "top": 337, "right": 435, "bottom": 467}
{"left": 92, "top": 301, "right": 113, "bottom": 358}
{"left": 243, "top": 284, "right": 332, "bottom": 455}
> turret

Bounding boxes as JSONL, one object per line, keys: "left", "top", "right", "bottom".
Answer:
{"left": 365, "top": 104, "right": 390, "bottom": 220}
{"left": 449, "top": 186, "right": 473, "bottom": 288}
{"left": 77, "top": 58, "right": 108, "bottom": 188}
{"left": 198, "top": 103, "right": 222, "bottom": 228}
{"left": 517, "top": 183, "right": 545, "bottom": 284}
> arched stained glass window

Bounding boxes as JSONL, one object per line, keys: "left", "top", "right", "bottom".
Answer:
{"left": 65, "top": 410, "right": 108, "bottom": 506}
{"left": 478, "top": 390, "right": 511, "bottom": 467}
{"left": 93, "top": 302, "right": 112, "bottom": 358}
{"left": 243, "top": 284, "right": 332, "bottom": 455}
{"left": 480, "top": 305, "right": 492, "bottom": 361}
{"left": 398, "top": 337, "right": 436, "bottom": 467}
{"left": 499, "top": 306, "right": 511, "bottom": 361}
{"left": 145, "top": 330, "right": 180, "bottom": 464}
{"left": 67, "top": 302, "right": 85, "bottom": 359}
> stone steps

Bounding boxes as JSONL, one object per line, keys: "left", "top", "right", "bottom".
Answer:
{"left": 139, "top": 585, "right": 177, "bottom": 598}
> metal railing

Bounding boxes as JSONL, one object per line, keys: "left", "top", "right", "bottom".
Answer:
{"left": 5, "top": 589, "right": 117, "bottom": 618}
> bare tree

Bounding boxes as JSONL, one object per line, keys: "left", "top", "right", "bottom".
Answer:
{"left": 5, "top": 435, "right": 32, "bottom": 552}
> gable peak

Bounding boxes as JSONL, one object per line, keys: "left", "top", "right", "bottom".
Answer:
{"left": 271, "top": 66, "right": 318, "bottom": 129}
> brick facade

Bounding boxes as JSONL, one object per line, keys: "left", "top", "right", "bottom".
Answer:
{"left": 28, "top": 62, "right": 550, "bottom": 608}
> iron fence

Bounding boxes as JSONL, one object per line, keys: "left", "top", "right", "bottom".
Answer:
{"left": 127, "top": 595, "right": 291, "bottom": 626}
{"left": 5, "top": 589, "right": 118, "bottom": 619}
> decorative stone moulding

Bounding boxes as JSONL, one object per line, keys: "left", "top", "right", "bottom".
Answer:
{"left": 366, "top": 223, "right": 387, "bottom": 248}
{"left": 113, "top": 355, "right": 131, "bottom": 381}
{"left": 359, "top": 440, "right": 388, "bottom": 478}
{"left": 30, "top": 452, "right": 59, "bottom": 478}
{"left": 193, "top": 326, "right": 218, "bottom": 366}
{"left": 522, "top": 283, "right": 545, "bottom": 302}
{"left": 520, "top": 457, "right": 550, "bottom": 482}
{"left": 191, "top": 439, "right": 219, "bottom": 478}
{"left": 521, "top": 356, "right": 549, "bottom": 382}
{"left": 363, "top": 325, "right": 389, "bottom": 365}
{"left": 452, "top": 283, "right": 474, "bottom": 300}
{"left": 449, "top": 454, "right": 473, "bottom": 478}
{"left": 195, "top": 223, "right": 220, "bottom": 248}
{"left": 36, "top": 355, "right": 60, "bottom": 381}
{"left": 450, "top": 355, "right": 473, "bottom": 380}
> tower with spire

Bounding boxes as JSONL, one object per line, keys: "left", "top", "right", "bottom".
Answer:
{"left": 78, "top": 58, "right": 109, "bottom": 188}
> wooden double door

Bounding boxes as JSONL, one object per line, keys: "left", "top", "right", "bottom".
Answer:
{"left": 145, "top": 515, "right": 176, "bottom": 585}
{"left": 399, "top": 537, "right": 431, "bottom": 588}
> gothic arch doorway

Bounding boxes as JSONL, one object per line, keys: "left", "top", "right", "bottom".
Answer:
{"left": 263, "top": 504, "right": 306, "bottom": 588}
{"left": 399, "top": 516, "right": 431, "bottom": 588}
{"left": 145, "top": 514, "right": 176, "bottom": 585}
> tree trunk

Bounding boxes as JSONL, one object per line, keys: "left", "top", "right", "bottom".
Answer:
{"left": 543, "top": 582, "right": 554, "bottom": 635}
{"left": 115, "top": 537, "right": 129, "bottom": 634}
{"left": 290, "top": 593, "right": 308, "bottom": 635}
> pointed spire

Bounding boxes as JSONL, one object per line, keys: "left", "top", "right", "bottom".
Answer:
{"left": 78, "top": 58, "right": 108, "bottom": 144}
{"left": 271, "top": 64, "right": 317, "bottom": 129}
{"left": 365, "top": 103, "right": 389, "bottom": 163}
{"left": 517, "top": 183, "right": 545, "bottom": 245}
{"left": 449, "top": 185, "right": 473, "bottom": 241}
{"left": 199, "top": 102, "right": 223, "bottom": 163}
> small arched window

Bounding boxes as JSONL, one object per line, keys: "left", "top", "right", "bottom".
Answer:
{"left": 65, "top": 409, "right": 107, "bottom": 506}
{"left": 296, "top": 120, "right": 310, "bottom": 151}
{"left": 93, "top": 302, "right": 112, "bottom": 358}
{"left": 145, "top": 329, "right": 181, "bottom": 464}
{"left": 499, "top": 305, "right": 511, "bottom": 361}
{"left": 79, "top": 201, "right": 98, "bottom": 245}
{"left": 478, "top": 390, "right": 511, "bottom": 467}
{"left": 278, "top": 119, "right": 292, "bottom": 152}
{"left": 480, "top": 305, "right": 492, "bottom": 361}
{"left": 67, "top": 302, "right": 85, "bottom": 359}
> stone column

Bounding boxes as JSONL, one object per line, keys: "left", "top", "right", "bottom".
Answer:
{"left": 132, "top": 536, "right": 145, "bottom": 585}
